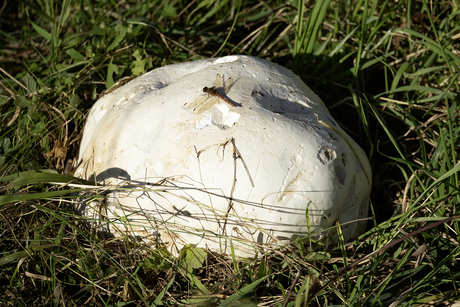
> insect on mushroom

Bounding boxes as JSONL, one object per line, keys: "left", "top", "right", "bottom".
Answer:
{"left": 184, "top": 73, "right": 238, "bottom": 113}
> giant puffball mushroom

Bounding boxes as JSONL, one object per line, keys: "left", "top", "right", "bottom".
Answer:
{"left": 75, "top": 55, "right": 371, "bottom": 258}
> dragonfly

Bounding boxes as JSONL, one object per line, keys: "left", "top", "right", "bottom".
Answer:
{"left": 184, "top": 73, "right": 238, "bottom": 114}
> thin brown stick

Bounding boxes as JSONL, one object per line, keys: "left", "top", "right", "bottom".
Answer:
{"left": 282, "top": 268, "right": 303, "bottom": 307}
{"left": 0, "top": 66, "right": 29, "bottom": 93}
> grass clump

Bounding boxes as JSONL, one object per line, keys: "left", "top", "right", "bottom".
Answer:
{"left": 1, "top": 0, "right": 460, "bottom": 306}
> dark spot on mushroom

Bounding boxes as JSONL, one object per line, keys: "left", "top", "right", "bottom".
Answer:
{"left": 328, "top": 132, "right": 338, "bottom": 141}
{"left": 251, "top": 90, "right": 264, "bottom": 97}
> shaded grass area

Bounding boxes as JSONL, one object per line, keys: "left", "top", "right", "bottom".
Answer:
{"left": 1, "top": 0, "right": 460, "bottom": 306}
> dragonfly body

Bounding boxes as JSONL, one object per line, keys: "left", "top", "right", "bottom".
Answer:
{"left": 202, "top": 86, "right": 237, "bottom": 107}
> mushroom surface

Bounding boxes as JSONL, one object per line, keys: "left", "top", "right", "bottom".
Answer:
{"left": 75, "top": 55, "right": 371, "bottom": 257}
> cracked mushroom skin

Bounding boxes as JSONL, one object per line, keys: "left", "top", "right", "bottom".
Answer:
{"left": 75, "top": 55, "right": 371, "bottom": 258}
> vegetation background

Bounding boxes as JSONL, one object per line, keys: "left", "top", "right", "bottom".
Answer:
{"left": 1, "top": 0, "right": 459, "bottom": 306}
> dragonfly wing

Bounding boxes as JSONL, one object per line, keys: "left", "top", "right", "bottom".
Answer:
{"left": 185, "top": 96, "right": 217, "bottom": 114}
{"left": 223, "top": 76, "right": 234, "bottom": 93}
{"left": 184, "top": 97, "right": 201, "bottom": 110}
{"left": 195, "top": 96, "right": 218, "bottom": 114}
{"left": 212, "top": 73, "right": 223, "bottom": 88}
{"left": 213, "top": 73, "right": 234, "bottom": 94}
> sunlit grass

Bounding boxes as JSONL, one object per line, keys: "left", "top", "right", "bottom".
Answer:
{"left": 1, "top": 0, "right": 459, "bottom": 305}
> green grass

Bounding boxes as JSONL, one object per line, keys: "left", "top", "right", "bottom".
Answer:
{"left": 1, "top": 0, "right": 460, "bottom": 305}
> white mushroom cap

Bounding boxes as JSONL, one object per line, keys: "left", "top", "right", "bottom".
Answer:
{"left": 75, "top": 55, "right": 371, "bottom": 257}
